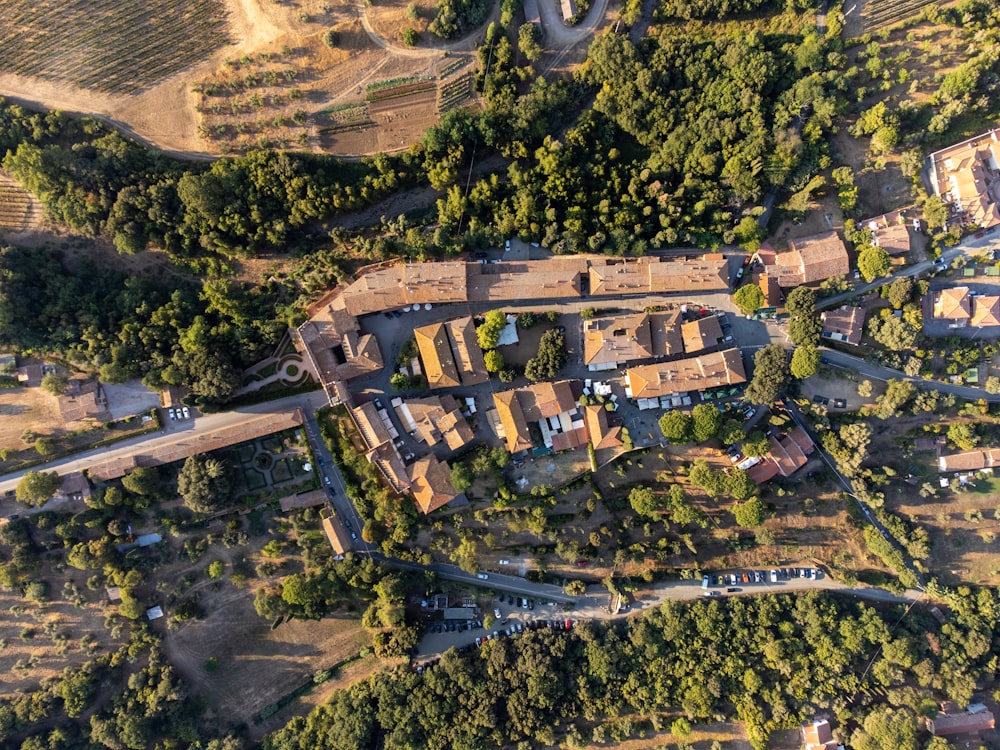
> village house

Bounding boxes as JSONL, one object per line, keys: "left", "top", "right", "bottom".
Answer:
{"left": 933, "top": 286, "right": 972, "bottom": 324}
{"left": 747, "top": 426, "right": 816, "bottom": 484}
{"left": 800, "top": 719, "right": 842, "bottom": 750}
{"left": 928, "top": 702, "right": 996, "bottom": 737}
{"left": 938, "top": 447, "right": 1000, "bottom": 473}
{"left": 584, "top": 404, "right": 623, "bottom": 451}
{"left": 680, "top": 315, "right": 724, "bottom": 354}
{"left": 320, "top": 511, "right": 352, "bottom": 557}
{"left": 394, "top": 395, "right": 475, "bottom": 451}
{"left": 408, "top": 454, "right": 462, "bottom": 513}
{"left": 624, "top": 348, "right": 746, "bottom": 401}
{"left": 582, "top": 310, "right": 683, "bottom": 371}
{"left": 493, "top": 380, "right": 585, "bottom": 454}
{"left": 928, "top": 127, "right": 1000, "bottom": 229}
{"left": 763, "top": 232, "right": 851, "bottom": 287}
{"left": 864, "top": 212, "right": 913, "bottom": 257}
{"left": 820, "top": 306, "right": 865, "bottom": 346}
{"left": 350, "top": 401, "right": 410, "bottom": 492}
{"left": 414, "top": 316, "right": 488, "bottom": 389}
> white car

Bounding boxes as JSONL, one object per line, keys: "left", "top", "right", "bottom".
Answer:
{"left": 504, "top": 240, "right": 511, "bottom": 252}
{"left": 168, "top": 408, "right": 176, "bottom": 421}
{"left": 476, "top": 573, "right": 489, "bottom": 580}
{"left": 182, "top": 406, "right": 190, "bottom": 419}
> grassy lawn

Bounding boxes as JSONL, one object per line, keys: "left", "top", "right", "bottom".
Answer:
{"left": 237, "top": 443, "right": 257, "bottom": 463}
{"left": 244, "top": 468, "right": 268, "bottom": 491}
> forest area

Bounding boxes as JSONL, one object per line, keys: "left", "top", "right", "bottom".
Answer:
{"left": 263, "top": 590, "right": 1000, "bottom": 750}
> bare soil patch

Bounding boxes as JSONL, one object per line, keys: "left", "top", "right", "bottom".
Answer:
{"left": 0, "top": 386, "right": 62, "bottom": 451}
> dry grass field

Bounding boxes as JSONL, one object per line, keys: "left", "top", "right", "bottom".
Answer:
{"left": 162, "top": 583, "right": 371, "bottom": 726}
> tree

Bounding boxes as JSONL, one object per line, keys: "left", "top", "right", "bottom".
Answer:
{"left": 923, "top": 196, "right": 948, "bottom": 232}
{"left": 207, "top": 561, "right": 225, "bottom": 579}
{"left": 745, "top": 344, "right": 790, "bottom": 405}
{"left": 732, "top": 497, "right": 765, "bottom": 527}
{"left": 477, "top": 310, "right": 508, "bottom": 349}
{"left": 658, "top": 411, "right": 692, "bottom": 443}
{"left": 177, "top": 454, "right": 231, "bottom": 514}
{"left": 786, "top": 286, "right": 821, "bottom": 346}
{"left": 402, "top": 28, "right": 418, "bottom": 46}
{"left": 735, "top": 217, "right": 764, "bottom": 251}
{"left": 450, "top": 463, "right": 473, "bottom": 492}
{"left": 742, "top": 431, "right": 770, "bottom": 458}
{"left": 15, "top": 470, "right": 61, "bottom": 507}
{"left": 733, "top": 284, "right": 764, "bottom": 315}
{"left": 40, "top": 372, "right": 68, "bottom": 396}
{"left": 852, "top": 706, "right": 920, "bottom": 750}
{"left": 790, "top": 345, "right": 819, "bottom": 379}
{"left": 885, "top": 276, "right": 913, "bottom": 309}
{"left": 323, "top": 29, "right": 341, "bottom": 48}
{"left": 858, "top": 379, "right": 873, "bottom": 398}
{"left": 524, "top": 329, "right": 567, "bottom": 381}
{"left": 986, "top": 376, "right": 1000, "bottom": 395}
{"left": 121, "top": 466, "right": 160, "bottom": 496}
{"left": 691, "top": 403, "right": 722, "bottom": 442}
{"left": 948, "top": 422, "right": 979, "bottom": 450}
{"left": 484, "top": 350, "right": 504, "bottom": 373}
{"left": 868, "top": 313, "right": 918, "bottom": 351}
{"left": 34, "top": 437, "right": 56, "bottom": 456}
{"left": 857, "top": 244, "right": 891, "bottom": 282}
{"left": 629, "top": 485, "right": 660, "bottom": 516}
{"left": 517, "top": 23, "right": 542, "bottom": 62}
{"left": 107, "top": 519, "right": 129, "bottom": 537}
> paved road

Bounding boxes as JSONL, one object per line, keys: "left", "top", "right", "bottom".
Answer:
{"left": 414, "top": 570, "right": 925, "bottom": 658}
{"left": 819, "top": 347, "right": 1000, "bottom": 402}
{"left": 0, "top": 390, "right": 332, "bottom": 497}
{"left": 300, "top": 408, "right": 374, "bottom": 555}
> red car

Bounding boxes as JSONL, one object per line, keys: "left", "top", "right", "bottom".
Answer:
{"left": 577, "top": 560, "right": 588, "bottom": 567}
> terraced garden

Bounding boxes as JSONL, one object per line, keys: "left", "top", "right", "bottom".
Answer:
{"left": 0, "top": 177, "right": 43, "bottom": 234}
{"left": 0, "top": 0, "right": 232, "bottom": 94}
{"left": 860, "top": 0, "right": 944, "bottom": 32}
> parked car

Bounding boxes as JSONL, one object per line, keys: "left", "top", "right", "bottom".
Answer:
{"left": 324, "top": 475, "right": 331, "bottom": 485}
{"left": 770, "top": 569, "right": 778, "bottom": 583}
{"left": 494, "top": 607, "right": 502, "bottom": 618}
{"left": 168, "top": 408, "right": 176, "bottom": 421}
{"left": 373, "top": 397, "right": 384, "bottom": 410}
{"left": 182, "top": 406, "right": 190, "bottom": 419}
{"left": 726, "top": 587, "right": 739, "bottom": 593}
{"left": 504, "top": 240, "right": 511, "bottom": 252}
{"left": 476, "top": 573, "right": 489, "bottom": 580}
{"left": 703, "top": 591, "right": 720, "bottom": 597}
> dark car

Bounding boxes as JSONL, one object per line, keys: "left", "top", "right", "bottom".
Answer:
{"left": 726, "top": 587, "right": 739, "bottom": 593}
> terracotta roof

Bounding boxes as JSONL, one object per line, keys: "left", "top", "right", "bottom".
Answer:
{"left": 769, "top": 426, "right": 814, "bottom": 477}
{"left": 584, "top": 404, "right": 623, "bottom": 450}
{"left": 468, "top": 257, "right": 586, "bottom": 302}
{"left": 934, "top": 287, "right": 972, "bottom": 319}
{"left": 415, "top": 322, "right": 461, "bottom": 388}
{"left": 58, "top": 379, "right": 109, "bottom": 423}
{"left": 930, "top": 129, "right": 1000, "bottom": 229}
{"left": 757, "top": 272, "right": 783, "bottom": 307}
{"left": 351, "top": 401, "right": 392, "bottom": 450}
{"left": 681, "top": 316, "right": 723, "bottom": 354}
{"left": 368, "top": 442, "right": 410, "bottom": 493}
{"left": 398, "top": 395, "right": 475, "bottom": 451}
{"left": 747, "top": 460, "right": 780, "bottom": 484}
{"left": 409, "top": 455, "right": 460, "bottom": 513}
{"left": 871, "top": 221, "right": 912, "bottom": 255}
{"left": 321, "top": 515, "right": 351, "bottom": 555}
{"left": 588, "top": 257, "right": 728, "bottom": 296}
{"left": 583, "top": 312, "right": 653, "bottom": 367}
{"left": 801, "top": 719, "right": 839, "bottom": 750}
{"left": 773, "top": 232, "right": 850, "bottom": 286}
{"left": 972, "top": 296, "right": 1000, "bottom": 326}
{"left": 929, "top": 710, "right": 996, "bottom": 736}
{"left": 492, "top": 380, "right": 579, "bottom": 453}
{"left": 493, "top": 389, "right": 534, "bottom": 453}
{"left": 296, "top": 304, "right": 383, "bottom": 384}
{"left": 821, "top": 306, "right": 865, "bottom": 346}
{"left": 938, "top": 448, "right": 1000, "bottom": 472}
{"left": 341, "top": 262, "right": 468, "bottom": 316}
{"left": 625, "top": 348, "right": 746, "bottom": 399}
{"left": 446, "top": 317, "right": 489, "bottom": 386}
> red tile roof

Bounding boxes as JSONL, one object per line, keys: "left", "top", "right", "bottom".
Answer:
{"left": 625, "top": 349, "right": 746, "bottom": 399}
{"left": 773, "top": 232, "right": 850, "bottom": 286}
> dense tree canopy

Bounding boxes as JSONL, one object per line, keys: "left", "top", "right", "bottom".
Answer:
{"left": 745, "top": 344, "right": 790, "bottom": 404}
{"left": 176, "top": 454, "right": 232, "bottom": 514}
{"left": 15, "top": 471, "right": 61, "bottom": 507}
